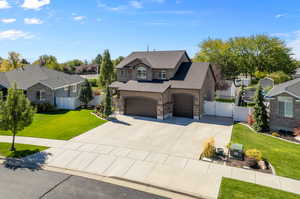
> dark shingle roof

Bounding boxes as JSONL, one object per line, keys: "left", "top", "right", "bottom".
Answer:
{"left": 0, "top": 65, "right": 84, "bottom": 90}
{"left": 267, "top": 78, "right": 300, "bottom": 99}
{"left": 111, "top": 62, "right": 214, "bottom": 93}
{"left": 170, "top": 62, "right": 212, "bottom": 89}
{"left": 116, "top": 50, "right": 188, "bottom": 69}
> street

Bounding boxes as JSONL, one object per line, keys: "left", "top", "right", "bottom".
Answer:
{"left": 0, "top": 164, "right": 169, "bottom": 199}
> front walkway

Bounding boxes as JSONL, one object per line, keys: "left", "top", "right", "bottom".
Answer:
{"left": 0, "top": 116, "right": 299, "bottom": 198}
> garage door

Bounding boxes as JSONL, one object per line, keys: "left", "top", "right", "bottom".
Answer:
{"left": 125, "top": 97, "right": 157, "bottom": 118}
{"left": 173, "top": 94, "right": 193, "bottom": 118}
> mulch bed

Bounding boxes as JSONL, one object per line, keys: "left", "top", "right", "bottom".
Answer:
{"left": 226, "top": 158, "right": 273, "bottom": 175}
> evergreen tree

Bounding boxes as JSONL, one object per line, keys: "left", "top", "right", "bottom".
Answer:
{"left": 99, "top": 50, "right": 113, "bottom": 88}
{"left": 93, "top": 54, "right": 102, "bottom": 74}
{"left": 253, "top": 83, "right": 269, "bottom": 132}
{"left": 103, "top": 84, "right": 112, "bottom": 118}
{"left": 79, "top": 79, "right": 94, "bottom": 108}
{"left": 0, "top": 84, "right": 36, "bottom": 151}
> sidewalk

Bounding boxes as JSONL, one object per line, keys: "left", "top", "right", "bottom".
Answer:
{"left": 0, "top": 136, "right": 67, "bottom": 148}
{"left": 1, "top": 136, "right": 300, "bottom": 199}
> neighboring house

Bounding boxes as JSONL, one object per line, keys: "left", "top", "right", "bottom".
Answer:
{"left": 216, "top": 80, "right": 237, "bottom": 99}
{"left": 110, "top": 50, "right": 216, "bottom": 120}
{"left": 267, "top": 78, "right": 300, "bottom": 131}
{"left": 260, "top": 77, "right": 274, "bottom": 89}
{"left": 0, "top": 65, "right": 84, "bottom": 109}
{"left": 235, "top": 75, "right": 251, "bottom": 87}
{"left": 293, "top": 68, "right": 300, "bottom": 79}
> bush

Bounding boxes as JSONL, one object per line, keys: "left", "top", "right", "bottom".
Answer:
{"left": 201, "top": 137, "right": 216, "bottom": 159}
{"left": 33, "top": 103, "right": 55, "bottom": 113}
{"left": 245, "top": 149, "right": 262, "bottom": 161}
{"left": 272, "top": 132, "right": 280, "bottom": 137}
{"left": 247, "top": 114, "right": 255, "bottom": 126}
{"left": 268, "top": 71, "right": 291, "bottom": 84}
{"left": 215, "top": 98, "right": 235, "bottom": 103}
{"left": 254, "top": 71, "right": 268, "bottom": 79}
{"left": 88, "top": 79, "right": 98, "bottom": 87}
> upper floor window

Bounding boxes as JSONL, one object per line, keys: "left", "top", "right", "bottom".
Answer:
{"left": 278, "top": 96, "right": 294, "bottom": 118}
{"left": 137, "top": 66, "right": 147, "bottom": 80}
{"left": 159, "top": 70, "right": 167, "bottom": 80}
{"left": 71, "top": 85, "right": 77, "bottom": 93}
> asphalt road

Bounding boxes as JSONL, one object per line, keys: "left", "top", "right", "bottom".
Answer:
{"left": 0, "top": 164, "right": 169, "bottom": 199}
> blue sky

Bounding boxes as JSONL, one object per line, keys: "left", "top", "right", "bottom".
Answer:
{"left": 0, "top": 0, "right": 300, "bottom": 62}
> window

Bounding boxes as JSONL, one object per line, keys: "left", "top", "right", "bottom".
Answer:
{"left": 121, "top": 70, "right": 125, "bottom": 77}
{"left": 159, "top": 70, "right": 167, "bottom": 80}
{"left": 278, "top": 96, "right": 294, "bottom": 118}
{"left": 137, "top": 66, "right": 147, "bottom": 80}
{"left": 36, "top": 90, "right": 45, "bottom": 101}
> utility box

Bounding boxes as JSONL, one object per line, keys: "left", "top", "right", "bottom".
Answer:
{"left": 229, "top": 144, "right": 244, "bottom": 160}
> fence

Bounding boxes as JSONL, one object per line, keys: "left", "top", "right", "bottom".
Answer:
{"left": 56, "top": 95, "right": 103, "bottom": 110}
{"left": 204, "top": 101, "right": 253, "bottom": 122}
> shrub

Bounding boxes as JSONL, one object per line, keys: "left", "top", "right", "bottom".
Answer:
{"left": 245, "top": 149, "right": 262, "bottom": 161}
{"left": 201, "top": 137, "right": 216, "bottom": 159}
{"left": 88, "top": 79, "right": 98, "bottom": 87}
{"left": 247, "top": 114, "right": 255, "bottom": 126}
{"left": 268, "top": 71, "right": 291, "bottom": 84}
{"left": 272, "top": 132, "right": 280, "bottom": 137}
{"left": 33, "top": 103, "right": 55, "bottom": 113}
{"left": 254, "top": 71, "right": 268, "bottom": 79}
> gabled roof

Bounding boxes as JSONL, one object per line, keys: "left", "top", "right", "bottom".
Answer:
{"left": 267, "top": 78, "right": 300, "bottom": 99}
{"left": 0, "top": 65, "right": 84, "bottom": 90}
{"left": 116, "top": 50, "right": 189, "bottom": 69}
{"left": 110, "top": 62, "right": 214, "bottom": 93}
{"left": 170, "top": 62, "right": 213, "bottom": 90}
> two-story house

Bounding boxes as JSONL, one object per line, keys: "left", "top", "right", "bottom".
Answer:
{"left": 110, "top": 50, "right": 216, "bottom": 120}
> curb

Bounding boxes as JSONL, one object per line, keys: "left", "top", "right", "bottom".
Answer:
{"left": 0, "top": 158, "right": 205, "bottom": 199}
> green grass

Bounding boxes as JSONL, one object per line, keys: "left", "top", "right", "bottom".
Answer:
{"left": 218, "top": 178, "right": 300, "bottom": 199}
{"left": 215, "top": 98, "right": 235, "bottom": 103}
{"left": 231, "top": 124, "right": 300, "bottom": 180}
{"left": 0, "top": 142, "right": 48, "bottom": 158}
{"left": 0, "top": 109, "right": 106, "bottom": 140}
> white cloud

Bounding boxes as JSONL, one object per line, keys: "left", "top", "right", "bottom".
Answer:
{"left": 0, "top": 0, "right": 10, "bottom": 9}
{"left": 0, "top": 30, "right": 34, "bottom": 40}
{"left": 275, "top": 14, "right": 285, "bottom": 18}
{"left": 96, "top": 18, "right": 103, "bottom": 22}
{"left": 152, "top": 0, "right": 165, "bottom": 3}
{"left": 287, "top": 31, "right": 300, "bottom": 60}
{"left": 21, "top": 0, "right": 50, "bottom": 10}
{"left": 73, "top": 16, "right": 86, "bottom": 21}
{"left": 97, "top": 2, "right": 127, "bottom": 11}
{"left": 129, "top": 1, "right": 143, "bottom": 8}
{"left": 24, "top": 18, "right": 43, "bottom": 24}
{"left": 175, "top": 0, "right": 182, "bottom": 4}
{"left": 1, "top": 18, "right": 16, "bottom": 24}
{"left": 145, "top": 10, "right": 194, "bottom": 15}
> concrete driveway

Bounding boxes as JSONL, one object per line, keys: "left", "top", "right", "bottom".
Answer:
{"left": 70, "top": 115, "right": 233, "bottom": 160}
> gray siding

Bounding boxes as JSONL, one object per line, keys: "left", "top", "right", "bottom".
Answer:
{"left": 27, "top": 83, "right": 54, "bottom": 105}
{"left": 269, "top": 93, "right": 300, "bottom": 131}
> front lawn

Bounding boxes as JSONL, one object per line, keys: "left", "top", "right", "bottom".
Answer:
{"left": 0, "top": 142, "right": 48, "bottom": 158}
{"left": 231, "top": 124, "right": 300, "bottom": 180}
{"left": 218, "top": 178, "right": 299, "bottom": 199}
{"left": 0, "top": 109, "right": 106, "bottom": 140}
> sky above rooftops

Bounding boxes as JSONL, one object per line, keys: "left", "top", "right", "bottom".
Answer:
{"left": 0, "top": 0, "right": 300, "bottom": 62}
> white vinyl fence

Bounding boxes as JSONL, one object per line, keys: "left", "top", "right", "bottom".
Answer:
{"left": 56, "top": 95, "right": 103, "bottom": 110}
{"left": 204, "top": 101, "right": 253, "bottom": 122}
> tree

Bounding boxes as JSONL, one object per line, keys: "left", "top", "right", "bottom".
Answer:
{"left": 0, "top": 84, "right": 35, "bottom": 151}
{"left": 252, "top": 83, "right": 269, "bottom": 132}
{"left": 103, "top": 84, "right": 112, "bottom": 118}
{"left": 21, "top": 58, "right": 30, "bottom": 65}
{"left": 35, "top": 55, "right": 61, "bottom": 70}
{"left": 99, "top": 50, "right": 114, "bottom": 88}
{"left": 79, "top": 79, "right": 94, "bottom": 107}
{"left": 8, "top": 51, "right": 22, "bottom": 69}
{"left": 92, "top": 54, "right": 102, "bottom": 74}
{"left": 113, "top": 56, "right": 124, "bottom": 66}
{"left": 194, "top": 35, "right": 297, "bottom": 81}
